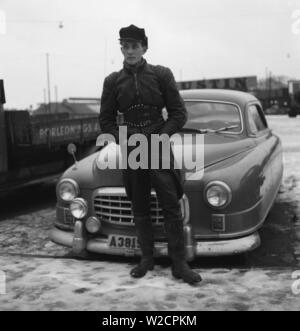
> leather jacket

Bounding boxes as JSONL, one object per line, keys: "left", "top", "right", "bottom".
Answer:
{"left": 99, "top": 59, "right": 187, "bottom": 142}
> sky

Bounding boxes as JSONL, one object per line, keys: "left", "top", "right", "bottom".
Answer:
{"left": 0, "top": 0, "right": 300, "bottom": 109}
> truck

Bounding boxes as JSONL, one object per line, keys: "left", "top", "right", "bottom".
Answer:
{"left": 0, "top": 79, "right": 100, "bottom": 195}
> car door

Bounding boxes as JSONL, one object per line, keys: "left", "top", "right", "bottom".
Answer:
{"left": 246, "top": 102, "right": 277, "bottom": 211}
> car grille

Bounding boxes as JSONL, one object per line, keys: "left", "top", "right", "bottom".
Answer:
{"left": 93, "top": 187, "right": 164, "bottom": 226}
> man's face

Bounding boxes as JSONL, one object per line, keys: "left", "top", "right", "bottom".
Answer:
{"left": 121, "top": 40, "right": 146, "bottom": 65}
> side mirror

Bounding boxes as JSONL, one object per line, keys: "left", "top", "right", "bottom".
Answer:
{"left": 67, "top": 143, "right": 78, "bottom": 168}
{"left": 67, "top": 143, "right": 77, "bottom": 155}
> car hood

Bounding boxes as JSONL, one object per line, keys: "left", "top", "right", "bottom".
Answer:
{"left": 193, "top": 134, "right": 254, "bottom": 169}
{"left": 62, "top": 133, "right": 255, "bottom": 188}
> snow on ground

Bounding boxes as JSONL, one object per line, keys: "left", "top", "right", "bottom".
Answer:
{"left": 0, "top": 115, "right": 299, "bottom": 311}
{"left": 0, "top": 254, "right": 299, "bottom": 311}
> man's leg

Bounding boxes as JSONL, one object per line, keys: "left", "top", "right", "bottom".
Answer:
{"left": 122, "top": 168, "right": 154, "bottom": 278}
{"left": 150, "top": 169, "right": 202, "bottom": 285}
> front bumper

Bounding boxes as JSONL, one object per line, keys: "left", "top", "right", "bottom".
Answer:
{"left": 50, "top": 226, "right": 261, "bottom": 260}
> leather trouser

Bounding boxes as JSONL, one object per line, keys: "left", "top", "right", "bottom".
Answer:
{"left": 122, "top": 166, "right": 186, "bottom": 261}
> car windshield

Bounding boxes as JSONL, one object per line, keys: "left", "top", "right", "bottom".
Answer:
{"left": 182, "top": 101, "right": 242, "bottom": 133}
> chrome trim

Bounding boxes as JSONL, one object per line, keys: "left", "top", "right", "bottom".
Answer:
{"left": 50, "top": 228, "right": 73, "bottom": 247}
{"left": 92, "top": 187, "right": 189, "bottom": 226}
{"left": 180, "top": 194, "right": 190, "bottom": 225}
{"left": 183, "top": 99, "right": 244, "bottom": 135}
{"left": 92, "top": 187, "right": 164, "bottom": 226}
{"left": 183, "top": 225, "right": 194, "bottom": 261}
{"left": 194, "top": 231, "right": 261, "bottom": 256}
{"left": 204, "top": 180, "right": 232, "bottom": 210}
{"left": 70, "top": 198, "right": 88, "bottom": 219}
{"left": 72, "top": 220, "right": 87, "bottom": 254}
{"left": 56, "top": 178, "right": 80, "bottom": 202}
{"left": 50, "top": 228, "right": 261, "bottom": 259}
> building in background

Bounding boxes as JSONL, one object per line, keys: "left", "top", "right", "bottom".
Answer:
{"left": 33, "top": 98, "right": 101, "bottom": 119}
{"left": 176, "top": 75, "right": 295, "bottom": 115}
{"left": 176, "top": 76, "right": 257, "bottom": 92}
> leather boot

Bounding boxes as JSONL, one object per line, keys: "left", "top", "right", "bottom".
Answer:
{"left": 164, "top": 219, "right": 202, "bottom": 285}
{"left": 130, "top": 216, "right": 154, "bottom": 278}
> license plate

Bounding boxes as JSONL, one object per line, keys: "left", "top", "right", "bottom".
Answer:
{"left": 108, "top": 235, "right": 140, "bottom": 250}
{"left": 64, "top": 209, "right": 75, "bottom": 225}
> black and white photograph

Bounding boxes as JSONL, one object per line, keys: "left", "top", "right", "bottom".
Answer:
{"left": 0, "top": 0, "right": 300, "bottom": 313}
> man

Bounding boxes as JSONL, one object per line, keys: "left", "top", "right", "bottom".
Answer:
{"left": 99, "top": 24, "right": 201, "bottom": 285}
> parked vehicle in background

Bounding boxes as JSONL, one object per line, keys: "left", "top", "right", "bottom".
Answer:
{"left": 51, "top": 89, "right": 283, "bottom": 260}
{"left": 288, "top": 80, "right": 300, "bottom": 117}
{"left": 0, "top": 80, "right": 100, "bottom": 195}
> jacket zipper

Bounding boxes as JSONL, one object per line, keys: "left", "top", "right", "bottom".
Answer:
{"left": 134, "top": 73, "right": 140, "bottom": 99}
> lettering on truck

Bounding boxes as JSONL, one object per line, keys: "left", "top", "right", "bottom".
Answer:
{"left": 83, "top": 122, "right": 100, "bottom": 135}
{"left": 39, "top": 125, "right": 82, "bottom": 139}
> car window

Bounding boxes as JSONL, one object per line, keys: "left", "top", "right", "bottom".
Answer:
{"left": 183, "top": 101, "right": 242, "bottom": 132}
{"left": 247, "top": 104, "right": 268, "bottom": 133}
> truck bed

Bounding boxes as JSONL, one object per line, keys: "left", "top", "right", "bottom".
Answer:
{"left": 5, "top": 111, "right": 100, "bottom": 147}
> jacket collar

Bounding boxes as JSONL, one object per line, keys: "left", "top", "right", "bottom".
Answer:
{"left": 123, "top": 58, "right": 147, "bottom": 74}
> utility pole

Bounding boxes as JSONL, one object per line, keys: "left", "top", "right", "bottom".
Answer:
{"left": 46, "top": 53, "right": 51, "bottom": 113}
{"left": 43, "top": 88, "right": 47, "bottom": 111}
{"left": 55, "top": 85, "right": 58, "bottom": 113}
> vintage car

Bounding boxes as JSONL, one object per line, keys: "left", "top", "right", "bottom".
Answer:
{"left": 50, "top": 89, "right": 283, "bottom": 260}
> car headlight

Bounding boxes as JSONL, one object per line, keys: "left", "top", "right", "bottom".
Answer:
{"left": 70, "top": 198, "right": 88, "bottom": 219}
{"left": 204, "top": 181, "right": 232, "bottom": 209}
{"left": 57, "top": 179, "right": 79, "bottom": 202}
